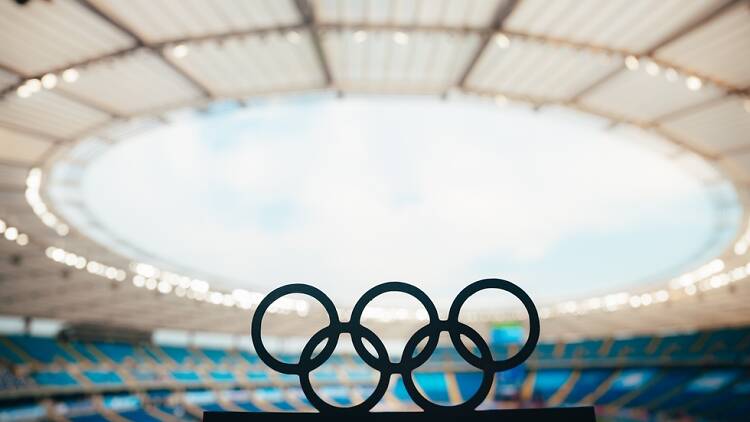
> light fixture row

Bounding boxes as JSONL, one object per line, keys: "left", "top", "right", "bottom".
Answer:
{"left": 16, "top": 68, "right": 79, "bottom": 98}
{"left": 0, "top": 218, "right": 29, "bottom": 246}
{"left": 25, "top": 168, "right": 69, "bottom": 236}
{"left": 45, "top": 246, "right": 126, "bottom": 281}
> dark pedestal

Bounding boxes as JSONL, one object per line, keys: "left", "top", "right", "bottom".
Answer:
{"left": 204, "top": 407, "right": 596, "bottom": 421}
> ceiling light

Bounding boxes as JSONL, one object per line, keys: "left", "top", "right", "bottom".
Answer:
{"left": 4, "top": 227, "right": 18, "bottom": 241}
{"left": 494, "top": 33, "right": 510, "bottom": 49}
{"left": 62, "top": 68, "right": 79, "bottom": 83}
{"left": 393, "top": 31, "right": 409, "bottom": 45}
{"left": 285, "top": 31, "right": 301, "bottom": 44}
{"left": 0, "top": 219, "right": 5, "bottom": 233}
{"left": 41, "top": 73, "right": 57, "bottom": 89}
{"left": 624, "top": 55, "right": 639, "bottom": 70}
{"left": 644, "top": 61, "right": 659, "bottom": 76}
{"left": 685, "top": 76, "right": 702, "bottom": 91}
{"left": 171, "top": 44, "right": 189, "bottom": 58}
{"left": 16, "top": 234, "right": 28, "bottom": 246}
{"left": 25, "top": 79, "right": 41, "bottom": 93}
{"left": 16, "top": 85, "right": 31, "bottom": 98}
{"left": 665, "top": 68, "right": 678, "bottom": 82}
{"left": 354, "top": 30, "right": 367, "bottom": 43}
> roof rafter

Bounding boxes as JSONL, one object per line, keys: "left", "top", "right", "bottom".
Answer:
{"left": 567, "top": 0, "right": 744, "bottom": 103}
{"left": 76, "top": 0, "right": 215, "bottom": 99}
{"left": 294, "top": 0, "right": 333, "bottom": 86}
{"left": 455, "top": 0, "right": 520, "bottom": 89}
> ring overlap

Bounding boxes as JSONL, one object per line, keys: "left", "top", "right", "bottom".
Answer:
{"left": 251, "top": 279, "right": 540, "bottom": 413}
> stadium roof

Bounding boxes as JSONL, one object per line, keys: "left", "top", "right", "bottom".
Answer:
{"left": 1, "top": 0, "right": 750, "bottom": 341}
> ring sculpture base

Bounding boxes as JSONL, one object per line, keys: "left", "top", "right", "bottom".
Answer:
{"left": 204, "top": 407, "right": 597, "bottom": 421}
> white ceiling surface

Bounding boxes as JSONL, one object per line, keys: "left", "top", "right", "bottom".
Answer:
{"left": 579, "top": 67, "right": 725, "bottom": 123}
{"left": 324, "top": 30, "right": 480, "bottom": 93}
{"left": 88, "top": 0, "right": 302, "bottom": 43}
{"left": 656, "top": 2, "right": 750, "bottom": 87}
{"left": 55, "top": 49, "right": 204, "bottom": 116}
{"left": 313, "top": 0, "right": 505, "bottom": 28}
{"left": 466, "top": 37, "right": 621, "bottom": 101}
{"left": 0, "top": 0, "right": 749, "bottom": 339}
{"left": 0, "top": 0, "right": 134, "bottom": 76}
{"left": 170, "top": 31, "right": 326, "bottom": 97}
{"left": 504, "top": 0, "right": 720, "bottom": 52}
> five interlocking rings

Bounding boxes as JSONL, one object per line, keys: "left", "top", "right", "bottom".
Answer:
{"left": 251, "top": 279, "right": 540, "bottom": 413}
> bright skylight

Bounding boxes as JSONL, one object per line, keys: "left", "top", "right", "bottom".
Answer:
{"left": 54, "top": 95, "right": 739, "bottom": 310}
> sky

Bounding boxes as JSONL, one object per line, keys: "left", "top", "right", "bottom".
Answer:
{"left": 71, "top": 95, "right": 738, "bottom": 310}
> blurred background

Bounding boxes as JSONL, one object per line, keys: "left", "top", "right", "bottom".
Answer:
{"left": 0, "top": 0, "right": 749, "bottom": 421}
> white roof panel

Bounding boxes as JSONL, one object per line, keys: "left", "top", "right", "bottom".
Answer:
{"left": 0, "top": 90, "right": 111, "bottom": 139}
{"left": 0, "top": 0, "right": 134, "bottom": 76}
{"left": 505, "top": 0, "right": 719, "bottom": 52}
{"left": 660, "top": 97, "right": 750, "bottom": 155}
{"left": 167, "top": 32, "right": 325, "bottom": 97}
{"left": 324, "top": 30, "right": 481, "bottom": 93}
{"left": 56, "top": 49, "right": 204, "bottom": 115}
{"left": 0, "top": 126, "right": 54, "bottom": 165}
{"left": 314, "top": 0, "right": 505, "bottom": 28}
{"left": 88, "top": 0, "right": 302, "bottom": 43}
{"left": 579, "top": 67, "right": 723, "bottom": 123}
{"left": 656, "top": 3, "right": 750, "bottom": 87}
{"left": 466, "top": 37, "right": 622, "bottom": 101}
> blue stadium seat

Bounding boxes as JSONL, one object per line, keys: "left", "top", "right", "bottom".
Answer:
{"left": 83, "top": 370, "right": 123, "bottom": 385}
{"left": 118, "top": 408, "right": 161, "bottom": 422}
{"left": 32, "top": 370, "right": 78, "bottom": 387}
{"left": 209, "top": 371, "right": 235, "bottom": 382}
{"left": 247, "top": 371, "right": 269, "bottom": 382}
{"left": 533, "top": 343, "right": 556, "bottom": 360}
{"left": 532, "top": 370, "right": 571, "bottom": 402}
{"left": 201, "top": 348, "right": 228, "bottom": 364}
{"left": 171, "top": 370, "right": 201, "bottom": 383}
{"left": 69, "top": 413, "right": 111, "bottom": 422}
{"left": 8, "top": 336, "right": 74, "bottom": 363}
{"left": 234, "top": 401, "right": 261, "bottom": 412}
{"left": 160, "top": 346, "right": 192, "bottom": 364}
{"left": 0, "top": 343, "right": 25, "bottom": 364}
{"left": 651, "top": 369, "right": 740, "bottom": 411}
{"left": 625, "top": 369, "right": 700, "bottom": 408}
{"left": 455, "top": 372, "right": 483, "bottom": 401}
{"left": 94, "top": 342, "right": 137, "bottom": 363}
{"left": 71, "top": 342, "right": 100, "bottom": 363}
{"left": 414, "top": 372, "right": 451, "bottom": 404}
{"left": 562, "top": 340, "right": 602, "bottom": 359}
{"left": 563, "top": 370, "right": 611, "bottom": 403}
{"left": 595, "top": 369, "right": 656, "bottom": 404}
{"left": 608, "top": 336, "right": 651, "bottom": 358}
{"left": 239, "top": 350, "right": 259, "bottom": 364}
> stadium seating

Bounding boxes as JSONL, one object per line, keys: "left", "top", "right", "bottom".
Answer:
{"left": 0, "top": 325, "right": 747, "bottom": 421}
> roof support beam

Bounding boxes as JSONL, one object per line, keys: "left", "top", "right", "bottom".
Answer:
{"left": 455, "top": 0, "right": 519, "bottom": 89}
{"left": 568, "top": 0, "right": 743, "bottom": 103}
{"left": 76, "top": 0, "right": 215, "bottom": 99}
{"left": 294, "top": 0, "right": 333, "bottom": 86}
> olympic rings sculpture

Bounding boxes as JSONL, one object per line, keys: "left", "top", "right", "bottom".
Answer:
{"left": 251, "top": 279, "right": 540, "bottom": 413}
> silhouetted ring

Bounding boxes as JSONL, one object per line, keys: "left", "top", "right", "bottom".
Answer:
{"left": 251, "top": 283, "right": 340, "bottom": 375}
{"left": 349, "top": 282, "right": 440, "bottom": 374}
{"left": 401, "top": 321, "right": 494, "bottom": 411}
{"left": 298, "top": 323, "right": 390, "bottom": 413}
{"left": 447, "top": 278, "right": 540, "bottom": 372}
